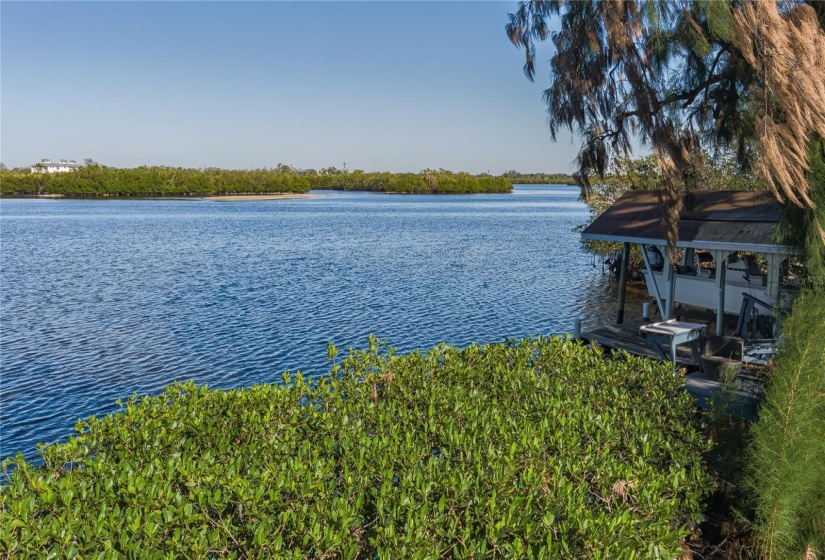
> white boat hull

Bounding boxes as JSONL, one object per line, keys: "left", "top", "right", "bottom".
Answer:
{"left": 643, "top": 270, "right": 776, "bottom": 315}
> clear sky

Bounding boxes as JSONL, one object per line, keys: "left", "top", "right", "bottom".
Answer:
{"left": 1, "top": 1, "right": 578, "bottom": 173}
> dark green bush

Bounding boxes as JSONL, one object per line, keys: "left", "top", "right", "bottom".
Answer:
{"left": 1, "top": 337, "right": 711, "bottom": 558}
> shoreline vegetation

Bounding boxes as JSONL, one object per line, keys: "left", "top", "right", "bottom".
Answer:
{"left": 3, "top": 193, "right": 324, "bottom": 201}
{"left": 0, "top": 165, "right": 577, "bottom": 198}
{"left": 0, "top": 337, "right": 710, "bottom": 557}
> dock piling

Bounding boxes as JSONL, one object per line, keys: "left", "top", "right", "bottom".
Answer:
{"left": 716, "top": 257, "right": 727, "bottom": 335}
{"left": 573, "top": 318, "right": 582, "bottom": 340}
{"left": 616, "top": 242, "right": 630, "bottom": 324}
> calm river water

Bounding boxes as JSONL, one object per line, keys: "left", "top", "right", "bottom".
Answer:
{"left": 1, "top": 186, "right": 645, "bottom": 459}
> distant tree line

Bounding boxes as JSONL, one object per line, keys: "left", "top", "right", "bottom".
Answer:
{"left": 308, "top": 171, "right": 512, "bottom": 193}
{"left": 0, "top": 164, "right": 566, "bottom": 196}
{"left": 500, "top": 170, "right": 577, "bottom": 185}
{"left": 0, "top": 165, "right": 311, "bottom": 197}
{"left": 0, "top": 161, "right": 586, "bottom": 197}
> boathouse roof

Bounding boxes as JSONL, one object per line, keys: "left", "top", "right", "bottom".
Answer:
{"left": 581, "top": 190, "right": 797, "bottom": 253}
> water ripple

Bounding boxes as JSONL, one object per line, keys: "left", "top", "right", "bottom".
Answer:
{"left": 1, "top": 187, "right": 645, "bottom": 460}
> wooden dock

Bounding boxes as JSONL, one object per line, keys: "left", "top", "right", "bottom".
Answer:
{"left": 580, "top": 320, "right": 763, "bottom": 418}
{"left": 684, "top": 371, "right": 763, "bottom": 419}
{"left": 580, "top": 320, "right": 701, "bottom": 368}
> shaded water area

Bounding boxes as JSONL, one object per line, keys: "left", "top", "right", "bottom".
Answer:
{"left": 1, "top": 186, "right": 646, "bottom": 459}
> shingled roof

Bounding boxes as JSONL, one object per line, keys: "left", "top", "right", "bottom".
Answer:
{"left": 580, "top": 190, "right": 796, "bottom": 252}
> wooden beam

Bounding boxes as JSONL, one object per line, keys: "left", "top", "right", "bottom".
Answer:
{"left": 616, "top": 242, "right": 630, "bottom": 324}
{"left": 716, "top": 253, "right": 727, "bottom": 336}
{"left": 664, "top": 263, "right": 676, "bottom": 320}
{"left": 640, "top": 244, "right": 665, "bottom": 316}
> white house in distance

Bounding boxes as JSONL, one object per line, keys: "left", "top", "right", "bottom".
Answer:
{"left": 31, "top": 158, "right": 80, "bottom": 173}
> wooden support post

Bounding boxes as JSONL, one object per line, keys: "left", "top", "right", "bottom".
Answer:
{"left": 716, "top": 255, "right": 727, "bottom": 336}
{"left": 664, "top": 263, "right": 675, "bottom": 320}
{"left": 616, "top": 242, "right": 630, "bottom": 324}
{"left": 766, "top": 253, "right": 780, "bottom": 303}
{"left": 682, "top": 248, "right": 693, "bottom": 268}
{"left": 640, "top": 244, "right": 664, "bottom": 318}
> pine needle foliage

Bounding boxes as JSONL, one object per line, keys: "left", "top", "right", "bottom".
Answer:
{"left": 748, "top": 138, "right": 825, "bottom": 560}
{"left": 2, "top": 338, "right": 712, "bottom": 558}
{"left": 776, "top": 138, "right": 825, "bottom": 280}
{"left": 730, "top": 2, "right": 825, "bottom": 218}
{"left": 746, "top": 291, "right": 825, "bottom": 560}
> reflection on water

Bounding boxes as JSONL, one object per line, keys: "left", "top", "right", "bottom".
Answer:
{"left": 1, "top": 186, "right": 645, "bottom": 459}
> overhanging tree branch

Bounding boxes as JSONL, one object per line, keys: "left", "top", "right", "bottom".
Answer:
{"left": 508, "top": 0, "right": 825, "bottom": 252}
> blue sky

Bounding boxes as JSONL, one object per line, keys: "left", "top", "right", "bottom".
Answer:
{"left": 1, "top": 1, "right": 578, "bottom": 173}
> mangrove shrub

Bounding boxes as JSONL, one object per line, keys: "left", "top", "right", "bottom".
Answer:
{"left": 0, "top": 168, "right": 513, "bottom": 197}
{"left": 0, "top": 166, "right": 311, "bottom": 197}
{"left": 1, "top": 337, "right": 711, "bottom": 558}
{"left": 307, "top": 172, "right": 512, "bottom": 194}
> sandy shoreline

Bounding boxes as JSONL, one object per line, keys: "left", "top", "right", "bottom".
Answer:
{"left": 204, "top": 193, "right": 321, "bottom": 202}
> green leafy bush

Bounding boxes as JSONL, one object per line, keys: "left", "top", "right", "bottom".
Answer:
{"left": 1, "top": 337, "right": 710, "bottom": 558}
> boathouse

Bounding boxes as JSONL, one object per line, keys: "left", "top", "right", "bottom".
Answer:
{"left": 579, "top": 190, "right": 801, "bottom": 417}
{"left": 581, "top": 189, "right": 800, "bottom": 336}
